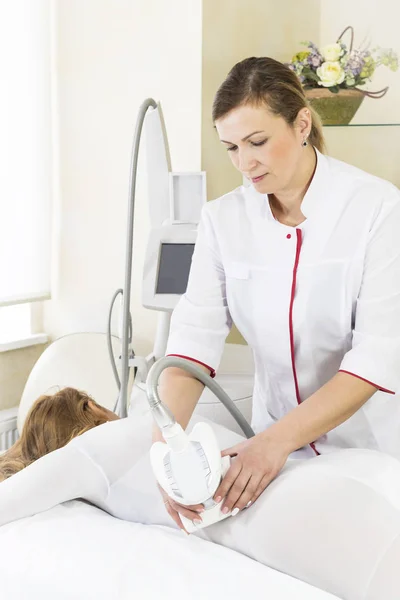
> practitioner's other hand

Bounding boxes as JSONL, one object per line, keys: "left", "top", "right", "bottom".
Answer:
{"left": 213, "top": 432, "right": 290, "bottom": 516}
{"left": 158, "top": 484, "right": 205, "bottom": 533}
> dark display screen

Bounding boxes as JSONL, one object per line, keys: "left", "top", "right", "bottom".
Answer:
{"left": 156, "top": 243, "right": 195, "bottom": 294}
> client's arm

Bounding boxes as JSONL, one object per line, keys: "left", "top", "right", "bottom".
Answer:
{"left": 0, "top": 444, "right": 108, "bottom": 527}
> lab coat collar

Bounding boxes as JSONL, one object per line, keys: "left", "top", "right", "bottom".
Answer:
{"left": 246, "top": 147, "right": 330, "bottom": 222}
{"left": 300, "top": 148, "right": 329, "bottom": 219}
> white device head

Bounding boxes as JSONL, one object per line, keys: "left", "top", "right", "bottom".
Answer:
{"left": 150, "top": 422, "right": 232, "bottom": 533}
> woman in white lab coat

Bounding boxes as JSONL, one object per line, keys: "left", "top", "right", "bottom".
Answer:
{"left": 155, "top": 56, "right": 400, "bottom": 530}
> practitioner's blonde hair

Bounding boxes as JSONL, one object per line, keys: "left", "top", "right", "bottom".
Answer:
{"left": 212, "top": 56, "right": 325, "bottom": 153}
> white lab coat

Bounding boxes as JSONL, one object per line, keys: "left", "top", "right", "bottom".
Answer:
{"left": 166, "top": 149, "right": 400, "bottom": 457}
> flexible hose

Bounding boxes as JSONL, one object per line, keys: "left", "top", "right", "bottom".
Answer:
{"left": 107, "top": 288, "right": 123, "bottom": 391}
{"left": 146, "top": 356, "right": 255, "bottom": 439}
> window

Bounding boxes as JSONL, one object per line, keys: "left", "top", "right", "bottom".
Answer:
{"left": 0, "top": 1, "right": 53, "bottom": 309}
{"left": 0, "top": 303, "right": 47, "bottom": 350}
{"left": 0, "top": 305, "right": 31, "bottom": 343}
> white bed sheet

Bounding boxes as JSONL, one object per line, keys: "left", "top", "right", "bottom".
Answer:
{"left": 0, "top": 500, "right": 339, "bottom": 600}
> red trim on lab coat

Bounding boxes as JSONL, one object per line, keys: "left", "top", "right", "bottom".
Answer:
{"left": 338, "top": 370, "right": 395, "bottom": 395}
{"left": 166, "top": 354, "right": 216, "bottom": 378}
{"left": 289, "top": 229, "right": 320, "bottom": 456}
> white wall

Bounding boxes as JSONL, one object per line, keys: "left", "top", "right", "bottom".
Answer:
{"left": 44, "top": 0, "right": 202, "bottom": 357}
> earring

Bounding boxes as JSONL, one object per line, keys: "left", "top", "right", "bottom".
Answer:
{"left": 302, "top": 138, "right": 308, "bottom": 147}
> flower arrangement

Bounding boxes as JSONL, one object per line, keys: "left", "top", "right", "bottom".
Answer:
{"left": 288, "top": 26, "right": 398, "bottom": 94}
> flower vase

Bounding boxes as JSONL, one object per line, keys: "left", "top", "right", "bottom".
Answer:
{"left": 305, "top": 88, "right": 365, "bottom": 125}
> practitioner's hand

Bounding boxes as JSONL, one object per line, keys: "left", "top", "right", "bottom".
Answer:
{"left": 158, "top": 484, "right": 205, "bottom": 533}
{"left": 213, "top": 432, "right": 290, "bottom": 515}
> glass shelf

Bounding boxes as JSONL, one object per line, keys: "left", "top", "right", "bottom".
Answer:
{"left": 324, "top": 123, "right": 400, "bottom": 127}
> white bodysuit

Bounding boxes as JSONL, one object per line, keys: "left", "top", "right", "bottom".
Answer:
{"left": 1, "top": 414, "right": 400, "bottom": 600}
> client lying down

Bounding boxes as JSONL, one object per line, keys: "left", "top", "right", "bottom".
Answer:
{"left": 1, "top": 387, "right": 400, "bottom": 600}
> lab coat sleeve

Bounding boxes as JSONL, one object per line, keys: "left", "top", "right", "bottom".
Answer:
{"left": 339, "top": 195, "right": 400, "bottom": 394}
{"left": 166, "top": 203, "right": 232, "bottom": 376}
{"left": 0, "top": 444, "right": 109, "bottom": 527}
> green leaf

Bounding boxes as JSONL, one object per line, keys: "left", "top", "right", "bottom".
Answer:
{"left": 329, "top": 86, "right": 340, "bottom": 94}
{"left": 302, "top": 69, "right": 320, "bottom": 83}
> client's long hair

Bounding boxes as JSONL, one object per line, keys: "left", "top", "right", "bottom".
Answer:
{"left": 0, "top": 387, "right": 110, "bottom": 481}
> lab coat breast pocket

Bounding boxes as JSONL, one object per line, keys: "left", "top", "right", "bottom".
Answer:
{"left": 224, "top": 261, "right": 294, "bottom": 349}
{"left": 296, "top": 258, "right": 354, "bottom": 350}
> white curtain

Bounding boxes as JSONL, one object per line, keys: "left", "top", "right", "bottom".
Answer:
{"left": 0, "top": 0, "right": 52, "bottom": 307}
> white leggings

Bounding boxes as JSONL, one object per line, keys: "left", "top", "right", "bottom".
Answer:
{"left": 105, "top": 416, "right": 400, "bottom": 600}
{"left": 197, "top": 446, "right": 400, "bottom": 600}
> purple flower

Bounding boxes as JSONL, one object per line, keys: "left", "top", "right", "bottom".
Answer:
{"left": 307, "top": 41, "right": 319, "bottom": 53}
{"left": 308, "top": 54, "right": 322, "bottom": 68}
{"left": 344, "top": 50, "right": 365, "bottom": 77}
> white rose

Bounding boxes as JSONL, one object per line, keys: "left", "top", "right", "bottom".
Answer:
{"left": 321, "top": 43, "right": 342, "bottom": 62}
{"left": 317, "top": 61, "right": 345, "bottom": 87}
